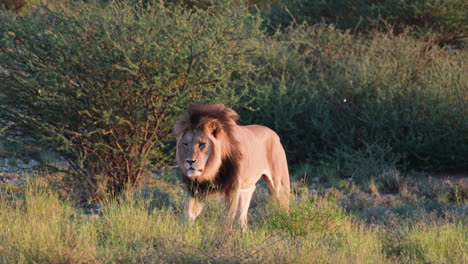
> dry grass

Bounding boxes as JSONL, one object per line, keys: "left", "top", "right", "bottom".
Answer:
{"left": 0, "top": 176, "right": 466, "bottom": 263}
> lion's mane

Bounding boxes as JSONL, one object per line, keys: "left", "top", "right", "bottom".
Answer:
{"left": 174, "top": 104, "right": 242, "bottom": 197}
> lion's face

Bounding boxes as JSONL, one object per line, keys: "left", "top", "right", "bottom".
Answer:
{"left": 177, "top": 128, "right": 221, "bottom": 179}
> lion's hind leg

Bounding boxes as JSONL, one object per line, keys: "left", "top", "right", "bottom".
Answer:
{"left": 262, "top": 169, "right": 290, "bottom": 208}
{"left": 277, "top": 168, "right": 290, "bottom": 208}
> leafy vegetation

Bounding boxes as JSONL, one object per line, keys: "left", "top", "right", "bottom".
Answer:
{"left": 240, "top": 24, "right": 467, "bottom": 175}
{"left": 0, "top": 0, "right": 262, "bottom": 198}
{"left": 1, "top": 0, "right": 466, "bottom": 193}
{"left": 259, "top": 0, "right": 468, "bottom": 36}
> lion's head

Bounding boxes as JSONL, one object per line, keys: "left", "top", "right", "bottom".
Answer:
{"left": 174, "top": 104, "right": 241, "bottom": 183}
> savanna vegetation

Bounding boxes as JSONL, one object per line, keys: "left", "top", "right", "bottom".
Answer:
{"left": 0, "top": 177, "right": 466, "bottom": 263}
{"left": 0, "top": 0, "right": 466, "bottom": 263}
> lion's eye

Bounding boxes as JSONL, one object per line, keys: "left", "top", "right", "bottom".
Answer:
{"left": 199, "top": 143, "right": 206, "bottom": 150}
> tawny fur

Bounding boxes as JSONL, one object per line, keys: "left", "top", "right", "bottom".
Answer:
{"left": 174, "top": 104, "right": 290, "bottom": 230}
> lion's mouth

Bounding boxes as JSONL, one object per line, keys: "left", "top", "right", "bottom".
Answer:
{"left": 187, "top": 168, "right": 202, "bottom": 177}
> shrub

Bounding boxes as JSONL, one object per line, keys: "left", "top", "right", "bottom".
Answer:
{"left": 259, "top": 0, "right": 468, "bottom": 35}
{"left": 0, "top": 0, "right": 262, "bottom": 198}
{"left": 240, "top": 25, "right": 468, "bottom": 174}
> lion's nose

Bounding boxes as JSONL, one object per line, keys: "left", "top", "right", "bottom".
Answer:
{"left": 186, "top": 160, "right": 196, "bottom": 165}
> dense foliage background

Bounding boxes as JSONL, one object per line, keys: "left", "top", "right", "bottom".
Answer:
{"left": 257, "top": 0, "right": 468, "bottom": 36}
{"left": 239, "top": 25, "right": 467, "bottom": 180}
{"left": 0, "top": 0, "right": 263, "bottom": 197}
{"left": 0, "top": 0, "right": 467, "bottom": 198}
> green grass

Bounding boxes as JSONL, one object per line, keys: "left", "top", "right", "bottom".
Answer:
{"left": 0, "top": 177, "right": 466, "bottom": 263}
{"left": 0, "top": 180, "right": 98, "bottom": 263}
{"left": 398, "top": 220, "right": 467, "bottom": 263}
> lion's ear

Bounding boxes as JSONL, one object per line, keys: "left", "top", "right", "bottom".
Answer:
{"left": 207, "top": 120, "right": 222, "bottom": 138}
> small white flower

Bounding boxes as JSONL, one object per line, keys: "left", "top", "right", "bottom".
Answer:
{"left": 343, "top": 98, "right": 347, "bottom": 103}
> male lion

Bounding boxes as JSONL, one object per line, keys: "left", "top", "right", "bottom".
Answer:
{"left": 174, "top": 104, "right": 290, "bottom": 230}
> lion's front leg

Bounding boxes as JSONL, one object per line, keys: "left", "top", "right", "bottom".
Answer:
{"left": 238, "top": 186, "right": 256, "bottom": 231}
{"left": 223, "top": 189, "right": 240, "bottom": 230}
{"left": 185, "top": 194, "right": 205, "bottom": 223}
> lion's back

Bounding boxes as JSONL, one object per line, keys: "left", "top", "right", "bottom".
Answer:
{"left": 238, "top": 124, "right": 281, "bottom": 151}
{"left": 236, "top": 124, "right": 287, "bottom": 175}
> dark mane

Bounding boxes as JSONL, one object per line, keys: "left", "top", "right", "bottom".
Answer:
{"left": 187, "top": 104, "right": 239, "bottom": 136}
{"left": 178, "top": 104, "right": 242, "bottom": 198}
{"left": 183, "top": 153, "right": 241, "bottom": 198}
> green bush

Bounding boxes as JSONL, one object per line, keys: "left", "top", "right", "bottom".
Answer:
{"left": 259, "top": 0, "right": 468, "bottom": 35}
{"left": 0, "top": 0, "right": 262, "bottom": 198}
{"left": 240, "top": 25, "right": 468, "bottom": 175}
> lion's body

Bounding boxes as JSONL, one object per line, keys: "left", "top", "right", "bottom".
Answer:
{"left": 174, "top": 104, "right": 290, "bottom": 229}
